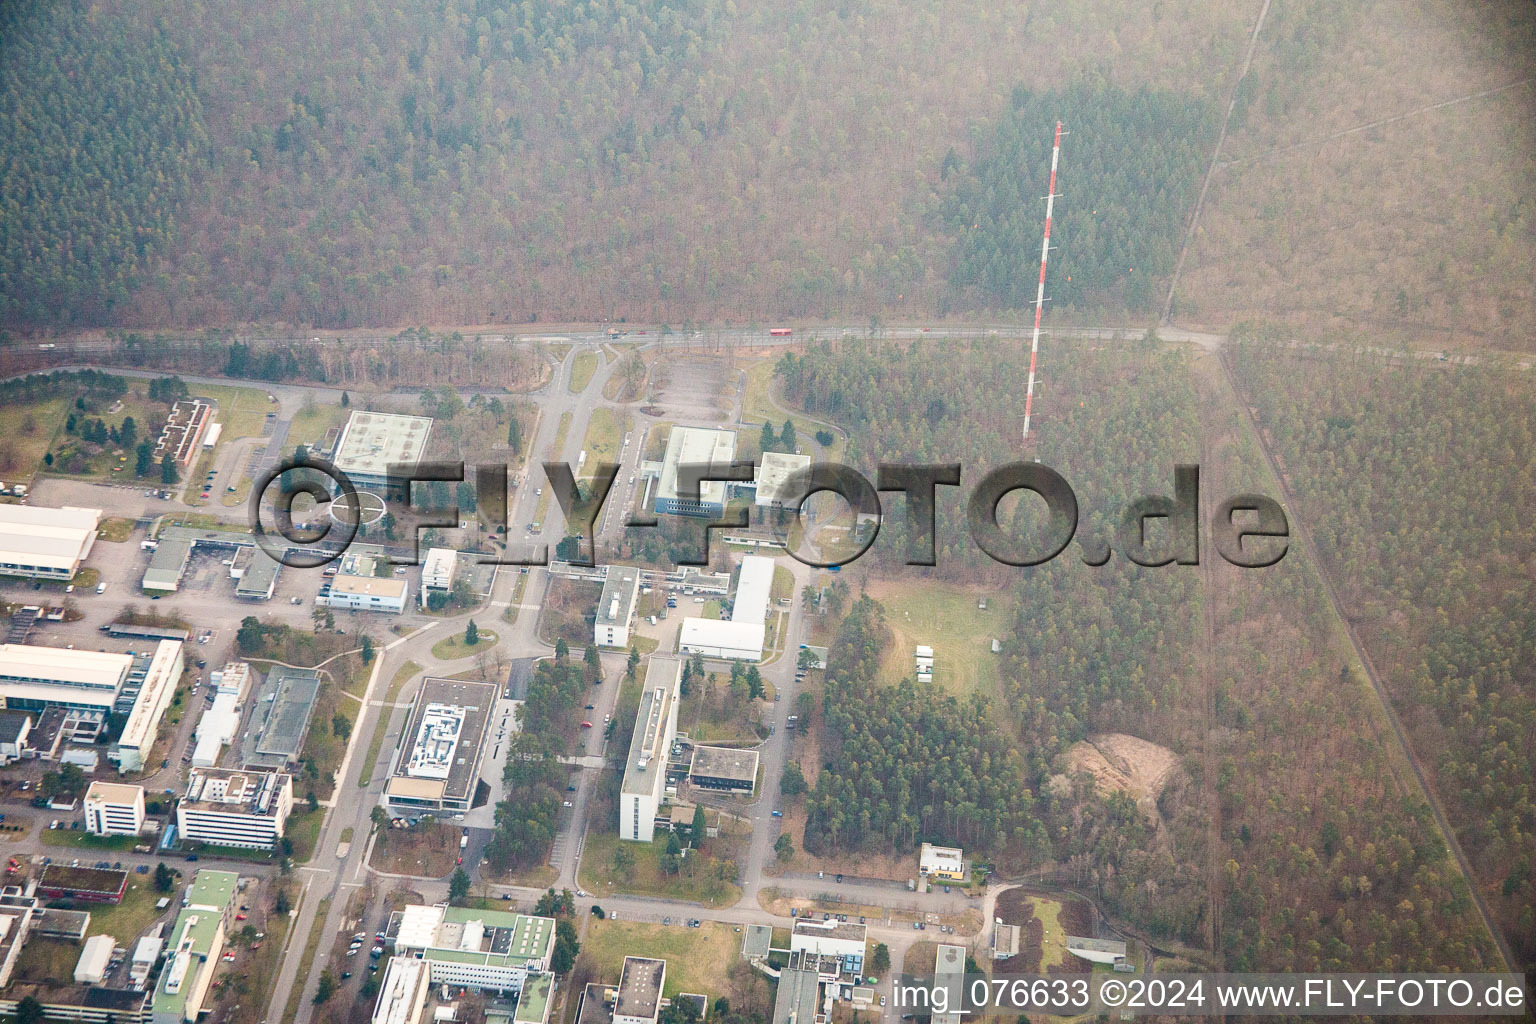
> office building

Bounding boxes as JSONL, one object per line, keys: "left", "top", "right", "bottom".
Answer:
{"left": 177, "top": 768, "right": 293, "bottom": 849}
{"left": 594, "top": 568, "right": 640, "bottom": 648}
{"left": 919, "top": 843, "right": 964, "bottom": 881}
{"left": 242, "top": 666, "right": 320, "bottom": 772}
{"left": 687, "top": 746, "right": 758, "bottom": 794}
{"left": 389, "top": 904, "right": 555, "bottom": 994}
{"left": 770, "top": 968, "right": 823, "bottom": 1024}
{"left": 421, "top": 548, "right": 457, "bottom": 601}
{"left": 191, "top": 692, "right": 239, "bottom": 769}
{"left": 613, "top": 957, "right": 665, "bottom": 1024}
{"left": 319, "top": 573, "right": 409, "bottom": 613}
{"left": 932, "top": 945, "right": 965, "bottom": 1024}
{"left": 753, "top": 452, "right": 813, "bottom": 508}
{"left": 0, "top": 504, "right": 101, "bottom": 581}
{"left": 333, "top": 411, "right": 434, "bottom": 492}
{"left": 153, "top": 400, "right": 213, "bottom": 468}
{"left": 0, "top": 644, "right": 132, "bottom": 714}
{"left": 38, "top": 866, "right": 129, "bottom": 904}
{"left": 113, "top": 640, "right": 185, "bottom": 773}
{"left": 654, "top": 427, "right": 736, "bottom": 518}
{"left": 84, "top": 782, "right": 146, "bottom": 836}
{"left": 151, "top": 871, "right": 237, "bottom": 1024}
{"left": 790, "top": 919, "right": 867, "bottom": 963}
{"left": 620, "top": 656, "right": 683, "bottom": 842}
{"left": 385, "top": 678, "right": 496, "bottom": 812}
{"left": 677, "top": 555, "right": 775, "bottom": 662}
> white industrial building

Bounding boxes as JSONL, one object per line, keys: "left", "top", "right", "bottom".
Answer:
{"left": 753, "top": 452, "right": 813, "bottom": 508}
{"left": 421, "top": 548, "right": 457, "bottom": 603}
{"left": 210, "top": 662, "right": 251, "bottom": 699}
{"left": 790, "top": 919, "right": 868, "bottom": 962}
{"left": 370, "top": 956, "right": 433, "bottom": 1024}
{"left": 619, "top": 656, "right": 683, "bottom": 842}
{"left": 320, "top": 574, "right": 409, "bottom": 613}
{"left": 677, "top": 554, "right": 775, "bottom": 662}
{"left": 654, "top": 426, "right": 737, "bottom": 518}
{"left": 0, "top": 644, "right": 132, "bottom": 714}
{"left": 113, "top": 640, "right": 185, "bottom": 773}
{"left": 84, "top": 781, "right": 146, "bottom": 836}
{"left": 915, "top": 645, "right": 934, "bottom": 683}
{"left": 74, "top": 934, "right": 116, "bottom": 984}
{"left": 594, "top": 568, "right": 640, "bottom": 648}
{"left": 177, "top": 768, "right": 293, "bottom": 849}
{"left": 389, "top": 904, "right": 555, "bottom": 994}
{"left": 191, "top": 691, "right": 240, "bottom": 768}
{"left": 333, "top": 411, "right": 434, "bottom": 493}
{"left": 0, "top": 503, "right": 101, "bottom": 580}
{"left": 0, "top": 710, "right": 31, "bottom": 764}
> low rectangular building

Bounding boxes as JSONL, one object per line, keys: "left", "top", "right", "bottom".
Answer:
{"left": 38, "top": 866, "right": 129, "bottom": 904}
{"left": 790, "top": 919, "right": 866, "bottom": 963}
{"left": 687, "top": 745, "right": 758, "bottom": 794}
{"left": 74, "top": 935, "right": 115, "bottom": 985}
{"left": 84, "top": 782, "right": 145, "bottom": 836}
{"left": 390, "top": 904, "right": 555, "bottom": 994}
{"left": 620, "top": 657, "right": 683, "bottom": 842}
{"left": 421, "top": 548, "right": 457, "bottom": 598}
{"left": 654, "top": 426, "right": 737, "bottom": 518}
{"left": 0, "top": 644, "right": 132, "bottom": 714}
{"left": 613, "top": 956, "right": 665, "bottom": 1024}
{"left": 320, "top": 573, "right": 408, "bottom": 613}
{"left": 932, "top": 945, "right": 965, "bottom": 1024}
{"left": 153, "top": 400, "right": 213, "bottom": 468}
{"left": 1064, "top": 936, "right": 1127, "bottom": 965}
{"left": 177, "top": 768, "right": 293, "bottom": 849}
{"left": 753, "top": 452, "right": 813, "bottom": 509}
{"left": 0, "top": 504, "right": 102, "bottom": 581}
{"left": 678, "top": 619, "right": 765, "bottom": 662}
{"left": 113, "top": 640, "right": 184, "bottom": 773}
{"left": 370, "top": 956, "right": 433, "bottom": 1024}
{"left": 770, "top": 968, "right": 822, "bottom": 1024}
{"left": 242, "top": 666, "right": 320, "bottom": 771}
{"left": 594, "top": 568, "right": 640, "bottom": 648}
{"left": 385, "top": 678, "right": 496, "bottom": 812}
{"left": 0, "top": 985, "right": 151, "bottom": 1024}
{"left": 919, "top": 843, "right": 964, "bottom": 881}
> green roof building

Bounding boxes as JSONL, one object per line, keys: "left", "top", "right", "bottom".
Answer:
{"left": 151, "top": 870, "right": 238, "bottom": 1024}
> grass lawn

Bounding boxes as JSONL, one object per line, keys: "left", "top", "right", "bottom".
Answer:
{"left": 534, "top": 412, "right": 573, "bottom": 526}
{"left": 97, "top": 517, "right": 137, "bottom": 542}
{"left": 39, "top": 828, "right": 139, "bottom": 850}
{"left": 359, "top": 660, "right": 420, "bottom": 787}
{"left": 579, "top": 407, "right": 622, "bottom": 475}
{"left": 83, "top": 878, "right": 175, "bottom": 943}
{"left": 771, "top": 566, "right": 794, "bottom": 602}
{"left": 546, "top": 343, "right": 572, "bottom": 364}
{"left": 0, "top": 396, "right": 68, "bottom": 483}
{"left": 569, "top": 351, "right": 600, "bottom": 394}
{"left": 578, "top": 831, "right": 742, "bottom": 907}
{"left": 288, "top": 400, "right": 350, "bottom": 449}
{"left": 741, "top": 359, "right": 843, "bottom": 461}
{"left": 221, "top": 478, "right": 252, "bottom": 507}
{"left": 370, "top": 822, "right": 458, "bottom": 878}
{"left": 581, "top": 919, "right": 740, "bottom": 998}
{"left": 196, "top": 384, "right": 276, "bottom": 441}
{"left": 430, "top": 630, "right": 498, "bottom": 660}
{"left": 286, "top": 807, "right": 325, "bottom": 862}
{"left": 865, "top": 579, "right": 1010, "bottom": 696}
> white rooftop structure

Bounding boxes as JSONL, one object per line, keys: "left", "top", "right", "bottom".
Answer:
{"left": 731, "top": 556, "right": 775, "bottom": 626}
{"left": 0, "top": 644, "right": 132, "bottom": 712}
{"left": 422, "top": 548, "right": 457, "bottom": 592}
{"left": 115, "top": 639, "right": 184, "bottom": 773}
{"left": 655, "top": 426, "right": 737, "bottom": 516}
{"left": 372, "top": 956, "right": 433, "bottom": 1024}
{"left": 74, "top": 934, "right": 115, "bottom": 984}
{"left": 0, "top": 503, "right": 101, "bottom": 580}
{"left": 406, "top": 704, "right": 465, "bottom": 780}
{"left": 678, "top": 618, "right": 766, "bottom": 662}
{"left": 753, "top": 452, "right": 813, "bottom": 508}
{"left": 193, "top": 692, "right": 240, "bottom": 767}
{"left": 333, "top": 411, "right": 434, "bottom": 485}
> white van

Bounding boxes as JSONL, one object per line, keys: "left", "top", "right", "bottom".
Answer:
{"left": 96, "top": 582, "right": 107, "bottom": 594}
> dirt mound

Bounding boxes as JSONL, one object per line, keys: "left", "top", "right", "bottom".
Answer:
{"left": 1064, "top": 732, "right": 1181, "bottom": 816}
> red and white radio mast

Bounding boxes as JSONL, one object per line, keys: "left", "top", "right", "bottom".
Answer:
{"left": 1022, "top": 120, "right": 1064, "bottom": 444}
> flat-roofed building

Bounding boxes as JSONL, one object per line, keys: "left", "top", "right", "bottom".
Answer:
{"left": 790, "top": 919, "right": 867, "bottom": 963}
{"left": 613, "top": 957, "right": 666, "bottom": 1024}
{"left": 389, "top": 904, "right": 555, "bottom": 994}
{"left": 141, "top": 526, "right": 251, "bottom": 594}
{"left": 177, "top": 768, "right": 293, "bottom": 849}
{"left": 84, "top": 781, "right": 145, "bottom": 836}
{"left": 191, "top": 691, "right": 239, "bottom": 768}
{"left": 919, "top": 842, "right": 964, "bottom": 881}
{"left": 153, "top": 400, "right": 213, "bottom": 468}
{"left": 0, "top": 901, "right": 35, "bottom": 988}
{"left": 74, "top": 935, "right": 115, "bottom": 985}
{"left": 421, "top": 548, "right": 457, "bottom": 600}
{"left": 385, "top": 678, "right": 496, "bottom": 812}
{"left": 0, "top": 709, "right": 32, "bottom": 764}
{"left": 654, "top": 427, "right": 737, "bottom": 518}
{"left": 513, "top": 972, "right": 555, "bottom": 1024}
{"left": 320, "top": 573, "right": 408, "bottom": 613}
{"left": 0, "top": 985, "right": 151, "bottom": 1024}
{"left": 991, "top": 921, "right": 1020, "bottom": 960}
{"left": 333, "top": 411, "right": 434, "bottom": 493}
{"left": 151, "top": 870, "right": 237, "bottom": 1024}
{"left": 38, "top": 866, "right": 129, "bottom": 904}
{"left": 113, "top": 640, "right": 184, "bottom": 773}
{"left": 233, "top": 546, "right": 281, "bottom": 601}
{"left": 678, "top": 619, "right": 765, "bottom": 662}
{"left": 0, "top": 644, "right": 132, "bottom": 714}
{"left": 932, "top": 945, "right": 965, "bottom": 1024}
{"left": 687, "top": 745, "right": 759, "bottom": 794}
{"left": 242, "top": 666, "right": 320, "bottom": 771}
{"left": 770, "top": 968, "right": 823, "bottom": 1024}
{"left": 620, "top": 656, "right": 683, "bottom": 842}
{"left": 0, "top": 504, "right": 102, "bottom": 580}
{"left": 731, "top": 555, "right": 774, "bottom": 625}
{"left": 594, "top": 568, "right": 640, "bottom": 648}
{"left": 370, "top": 957, "right": 433, "bottom": 1024}
{"left": 753, "top": 452, "right": 812, "bottom": 509}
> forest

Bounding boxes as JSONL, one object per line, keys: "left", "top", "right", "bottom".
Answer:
{"left": 785, "top": 334, "right": 1501, "bottom": 969}
{"left": 942, "top": 78, "right": 1214, "bottom": 312}
{"left": 1229, "top": 334, "right": 1536, "bottom": 969}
